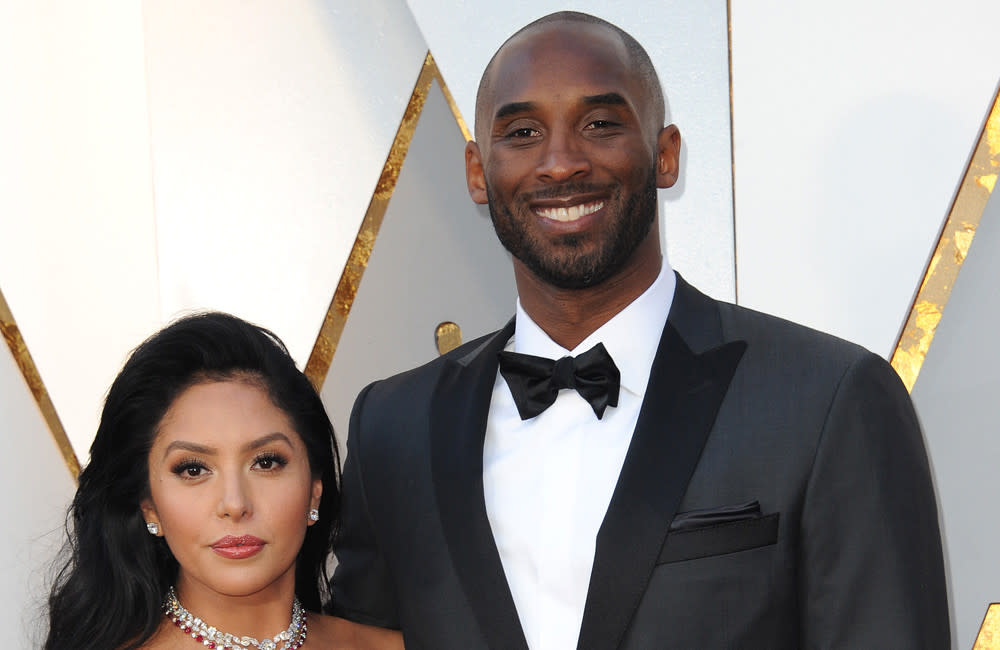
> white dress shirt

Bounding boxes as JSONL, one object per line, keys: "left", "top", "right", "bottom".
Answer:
{"left": 483, "top": 259, "right": 676, "bottom": 650}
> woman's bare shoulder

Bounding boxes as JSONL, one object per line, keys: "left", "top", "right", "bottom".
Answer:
{"left": 125, "top": 623, "right": 175, "bottom": 649}
{"left": 306, "top": 613, "right": 404, "bottom": 650}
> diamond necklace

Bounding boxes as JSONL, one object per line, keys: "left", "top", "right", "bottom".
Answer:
{"left": 163, "top": 586, "right": 307, "bottom": 650}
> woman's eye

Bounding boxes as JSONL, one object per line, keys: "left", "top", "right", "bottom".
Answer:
{"left": 172, "top": 461, "right": 207, "bottom": 479}
{"left": 253, "top": 453, "right": 288, "bottom": 471}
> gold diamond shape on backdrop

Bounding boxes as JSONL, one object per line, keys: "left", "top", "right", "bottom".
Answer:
{"left": 0, "top": 51, "right": 471, "bottom": 480}
{"left": 0, "top": 286, "right": 79, "bottom": 478}
{"left": 304, "top": 51, "right": 469, "bottom": 389}
{"left": 891, "top": 86, "right": 1000, "bottom": 391}
{"left": 975, "top": 604, "right": 1000, "bottom": 649}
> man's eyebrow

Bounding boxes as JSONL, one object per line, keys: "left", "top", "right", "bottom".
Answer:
{"left": 582, "top": 92, "right": 628, "bottom": 107}
{"left": 495, "top": 101, "right": 536, "bottom": 121}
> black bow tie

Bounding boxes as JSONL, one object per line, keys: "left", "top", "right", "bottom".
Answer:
{"left": 497, "top": 342, "right": 621, "bottom": 421}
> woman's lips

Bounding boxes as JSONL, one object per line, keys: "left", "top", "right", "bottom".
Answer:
{"left": 211, "top": 535, "right": 265, "bottom": 559}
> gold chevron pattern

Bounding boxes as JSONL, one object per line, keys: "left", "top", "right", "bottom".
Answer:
{"left": 891, "top": 87, "right": 1000, "bottom": 391}
{"left": 0, "top": 286, "right": 79, "bottom": 478}
{"left": 304, "top": 52, "right": 465, "bottom": 389}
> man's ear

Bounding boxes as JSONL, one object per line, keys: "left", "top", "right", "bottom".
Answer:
{"left": 465, "top": 140, "right": 489, "bottom": 205}
{"left": 655, "top": 124, "right": 681, "bottom": 189}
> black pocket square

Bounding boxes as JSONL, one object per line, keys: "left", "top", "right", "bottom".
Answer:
{"left": 658, "top": 502, "right": 779, "bottom": 564}
{"left": 668, "top": 500, "right": 763, "bottom": 532}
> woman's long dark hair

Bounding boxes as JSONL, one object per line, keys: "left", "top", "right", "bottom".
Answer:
{"left": 44, "top": 312, "right": 340, "bottom": 650}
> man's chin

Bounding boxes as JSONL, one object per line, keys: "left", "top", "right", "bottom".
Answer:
{"left": 523, "top": 257, "right": 611, "bottom": 290}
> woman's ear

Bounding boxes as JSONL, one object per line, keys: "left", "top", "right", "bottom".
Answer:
{"left": 307, "top": 479, "right": 323, "bottom": 526}
{"left": 140, "top": 499, "right": 161, "bottom": 535}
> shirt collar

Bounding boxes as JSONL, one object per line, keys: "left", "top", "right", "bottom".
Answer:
{"left": 513, "top": 257, "right": 676, "bottom": 398}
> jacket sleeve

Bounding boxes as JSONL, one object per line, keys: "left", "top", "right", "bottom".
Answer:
{"left": 328, "top": 382, "right": 401, "bottom": 629}
{"left": 798, "top": 352, "right": 950, "bottom": 648}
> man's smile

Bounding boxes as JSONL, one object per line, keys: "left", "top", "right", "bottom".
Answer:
{"left": 532, "top": 200, "right": 606, "bottom": 222}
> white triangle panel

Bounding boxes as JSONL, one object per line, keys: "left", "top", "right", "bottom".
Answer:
{"left": 732, "top": 0, "right": 1000, "bottom": 356}
{"left": 144, "top": 0, "right": 431, "bottom": 366}
{"left": 321, "top": 80, "right": 516, "bottom": 447}
{"left": 911, "top": 187, "right": 1000, "bottom": 648}
{"left": 0, "top": 338, "right": 76, "bottom": 646}
{"left": 0, "top": 0, "right": 161, "bottom": 461}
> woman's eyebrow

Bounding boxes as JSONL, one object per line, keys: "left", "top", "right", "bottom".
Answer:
{"left": 162, "top": 440, "right": 215, "bottom": 458}
{"left": 161, "top": 432, "right": 293, "bottom": 459}
{"left": 243, "top": 432, "right": 294, "bottom": 452}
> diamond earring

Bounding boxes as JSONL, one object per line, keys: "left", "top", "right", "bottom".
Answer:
{"left": 308, "top": 508, "right": 319, "bottom": 522}
{"left": 146, "top": 521, "right": 159, "bottom": 535}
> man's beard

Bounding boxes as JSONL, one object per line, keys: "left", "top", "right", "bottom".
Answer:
{"left": 486, "top": 168, "right": 658, "bottom": 290}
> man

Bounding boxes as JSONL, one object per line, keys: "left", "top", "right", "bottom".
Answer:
{"left": 331, "top": 11, "right": 949, "bottom": 649}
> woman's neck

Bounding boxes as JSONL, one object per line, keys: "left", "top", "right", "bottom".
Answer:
{"left": 169, "top": 574, "right": 301, "bottom": 645}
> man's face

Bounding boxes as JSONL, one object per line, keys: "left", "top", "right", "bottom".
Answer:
{"left": 466, "top": 23, "right": 679, "bottom": 290}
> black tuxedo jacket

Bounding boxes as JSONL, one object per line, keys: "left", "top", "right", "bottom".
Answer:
{"left": 330, "top": 275, "right": 949, "bottom": 649}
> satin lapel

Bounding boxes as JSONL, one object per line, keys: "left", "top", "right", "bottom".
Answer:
{"left": 577, "top": 278, "right": 747, "bottom": 650}
{"left": 430, "top": 320, "right": 529, "bottom": 650}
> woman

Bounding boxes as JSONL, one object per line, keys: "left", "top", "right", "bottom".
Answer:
{"left": 45, "top": 312, "right": 395, "bottom": 649}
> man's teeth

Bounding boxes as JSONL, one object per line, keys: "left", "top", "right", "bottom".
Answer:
{"left": 535, "top": 201, "right": 604, "bottom": 222}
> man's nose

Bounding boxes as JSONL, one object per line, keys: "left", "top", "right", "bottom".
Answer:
{"left": 536, "top": 131, "right": 591, "bottom": 182}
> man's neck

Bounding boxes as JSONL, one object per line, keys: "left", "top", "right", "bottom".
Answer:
{"left": 514, "top": 250, "right": 662, "bottom": 350}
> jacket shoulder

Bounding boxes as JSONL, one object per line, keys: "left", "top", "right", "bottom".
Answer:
{"left": 717, "top": 299, "right": 873, "bottom": 368}
{"left": 360, "top": 325, "right": 506, "bottom": 398}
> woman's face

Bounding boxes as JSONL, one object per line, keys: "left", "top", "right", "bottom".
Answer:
{"left": 141, "top": 379, "right": 321, "bottom": 602}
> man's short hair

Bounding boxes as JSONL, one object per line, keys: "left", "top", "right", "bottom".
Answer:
{"left": 475, "top": 11, "right": 666, "bottom": 138}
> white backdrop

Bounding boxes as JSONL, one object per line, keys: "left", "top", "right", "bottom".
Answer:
{"left": 731, "top": 1, "right": 1000, "bottom": 358}
{"left": 1, "top": 0, "right": 996, "bottom": 645}
{"left": 911, "top": 185, "right": 1000, "bottom": 649}
{"left": 0, "top": 0, "right": 162, "bottom": 468}
{"left": 0, "top": 339, "right": 76, "bottom": 648}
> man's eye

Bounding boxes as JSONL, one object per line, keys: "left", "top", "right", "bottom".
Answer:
{"left": 508, "top": 127, "right": 538, "bottom": 138}
{"left": 586, "top": 120, "right": 618, "bottom": 129}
